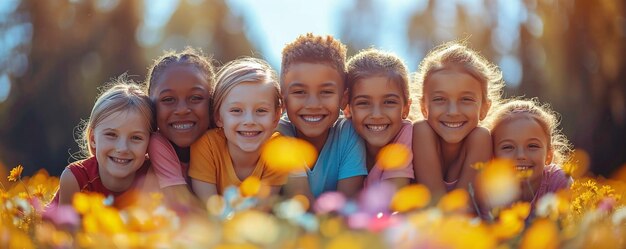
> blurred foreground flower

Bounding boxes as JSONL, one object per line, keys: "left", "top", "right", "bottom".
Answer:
{"left": 8, "top": 165, "right": 23, "bottom": 182}
{"left": 377, "top": 143, "right": 410, "bottom": 170}
{"left": 262, "top": 136, "right": 317, "bottom": 173}
{"left": 477, "top": 159, "right": 520, "bottom": 209}
{"left": 562, "top": 149, "right": 590, "bottom": 178}
{"left": 390, "top": 184, "right": 430, "bottom": 212}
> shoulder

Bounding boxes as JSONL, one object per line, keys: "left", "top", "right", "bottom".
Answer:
{"left": 412, "top": 120, "right": 437, "bottom": 140}
{"left": 466, "top": 126, "right": 491, "bottom": 143}
{"left": 195, "top": 128, "right": 226, "bottom": 146}
{"left": 59, "top": 167, "right": 80, "bottom": 196}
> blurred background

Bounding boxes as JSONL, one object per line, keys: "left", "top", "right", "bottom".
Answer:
{"left": 0, "top": 0, "right": 624, "bottom": 178}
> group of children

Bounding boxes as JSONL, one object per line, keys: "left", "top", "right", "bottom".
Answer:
{"left": 51, "top": 33, "right": 573, "bottom": 217}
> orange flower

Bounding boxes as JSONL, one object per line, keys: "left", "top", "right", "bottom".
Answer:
{"left": 8, "top": 165, "right": 23, "bottom": 182}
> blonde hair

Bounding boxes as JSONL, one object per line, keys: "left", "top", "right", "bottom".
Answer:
{"left": 145, "top": 47, "right": 215, "bottom": 100}
{"left": 281, "top": 33, "right": 347, "bottom": 85}
{"left": 485, "top": 98, "right": 573, "bottom": 165}
{"left": 414, "top": 41, "right": 505, "bottom": 120}
{"left": 78, "top": 76, "right": 156, "bottom": 158}
{"left": 212, "top": 57, "right": 281, "bottom": 122}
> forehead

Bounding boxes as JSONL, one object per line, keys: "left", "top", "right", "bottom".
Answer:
{"left": 424, "top": 67, "right": 484, "bottom": 96}
{"left": 493, "top": 115, "right": 549, "bottom": 142}
{"left": 282, "top": 62, "right": 344, "bottom": 90}
{"left": 152, "top": 65, "right": 209, "bottom": 92}
{"left": 352, "top": 76, "right": 403, "bottom": 97}
{"left": 222, "top": 82, "right": 276, "bottom": 104}
{"left": 96, "top": 109, "right": 148, "bottom": 131}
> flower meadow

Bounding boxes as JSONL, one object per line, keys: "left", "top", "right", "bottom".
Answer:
{"left": 2, "top": 145, "right": 626, "bottom": 249}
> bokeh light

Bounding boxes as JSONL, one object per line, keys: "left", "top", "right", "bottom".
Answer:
{"left": 376, "top": 143, "right": 411, "bottom": 170}
{"left": 261, "top": 136, "right": 318, "bottom": 173}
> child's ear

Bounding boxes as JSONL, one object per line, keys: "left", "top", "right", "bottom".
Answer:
{"left": 89, "top": 132, "right": 96, "bottom": 151}
{"left": 546, "top": 147, "right": 554, "bottom": 165}
{"left": 402, "top": 98, "right": 412, "bottom": 119}
{"left": 340, "top": 88, "right": 349, "bottom": 110}
{"left": 215, "top": 115, "right": 224, "bottom": 128}
{"left": 479, "top": 100, "right": 492, "bottom": 120}
{"left": 273, "top": 106, "right": 282, "bottom": 125}
{"left": 342, "top": 104, "right": 352, "bottom": 119}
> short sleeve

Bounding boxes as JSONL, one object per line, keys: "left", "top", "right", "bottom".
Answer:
{"left": 189, "top": 131, "right": 218, "bottom": 184}
{"left": 380, "top": 122, "right": 415, "bottom": 180}
{"left": 338, "top": 119, "right": 368, "bottom": 180}
{"left": 148, "top": 132, "right": 187, "bottom": 188}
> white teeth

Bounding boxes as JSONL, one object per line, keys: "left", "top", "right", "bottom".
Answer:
{"left": 366, "top": 124, "right": 388, "bottom": 132}
{"left": 302, "top": 115, "right": 324, "bottom": 122}
{"left": 442, "top": 122, "right": 464, "bottom": 128}
{"left": 239, "top": 131, "right": 261, "bottom": 137}
{"left": 110, "top": 157, "right": 131, "bottom": 164}
{"left": 172, "top": 122, "right": 194, "bottom": 130}
{"left": 516, "top": 165, "right": 532, "bottom": 171}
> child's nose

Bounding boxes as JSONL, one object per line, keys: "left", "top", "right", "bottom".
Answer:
{"left": 174, "top": 101, "right": 191, "bottom": 115}
{"left": 516, "top": 148, "right": 526, "bottom": 159}
{"left": 115, "top": 137, "right": 130, "bottom": 152}
{"left": 242, "top": 111, "right": 255, "bottom": 124}
{"left": 446, "top": 102, "right": 460, "bottom": 115}
{"left": 371, "top": 104, "right": 383, "bottom": 117}
{"left": 305, "top": 95, "right": 321, "bottom": 107}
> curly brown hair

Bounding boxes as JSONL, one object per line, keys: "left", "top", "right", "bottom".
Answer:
{"left": 280, "top": 33, "right": 347, "bottom": 85}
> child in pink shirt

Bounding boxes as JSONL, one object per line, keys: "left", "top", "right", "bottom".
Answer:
{"left": 487, "top": 98, "right": 573, "bottom": 211}
{"left": 345, "top": 48, "right": 415, "bottom": 188}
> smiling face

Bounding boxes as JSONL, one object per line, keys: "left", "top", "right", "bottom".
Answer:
{"left": 350, "top": 76, "right": 409, "bottom": 150}
{"left": 151, "top": 65, "right": 211, "bottom": 148}
{"left": 216, "top": 82, "right": 280, "bottom": 155}
{"left": 90, "top": 109, "right": 150, "bottom": 182}
{"left": 283, "top": 62, "right": 345, "bottom": 143}
{"left": 421, "top": 67, "right": 490, "bottom": 145}
{"left": 493, "top": 114, "right": 552, "bottom": 186}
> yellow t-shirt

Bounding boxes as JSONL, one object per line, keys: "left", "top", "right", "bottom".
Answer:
{"left": 189, "top": 128, "right": 287, "bottom": 194}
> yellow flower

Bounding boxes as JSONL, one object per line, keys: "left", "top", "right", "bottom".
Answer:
{"left": 520, "top": 218, "right": 559, "bottom": 249}
{"left": 8, "top": 165, "right": 23, "bottom": 182}
{"left": 561, "top": 150, "right": 589, "bottom": 178}
{"left": 437, "top": 188, "right": 469, "bottom": 213}
{"left": 477, "top": 159, "right": 520, "bottom": 209}
{"left": 390, "top": 184, "right": 431, "bottom": 212}
{"left": 377, "top": 143, "right": 411, "bottom": 170}
{"left": 261, "top": 136, "right": 318, "bottom": 173}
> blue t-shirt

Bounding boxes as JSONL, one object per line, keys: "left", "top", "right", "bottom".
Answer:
{"left": 277, "top": 116, "right": 367, "bottom": 197}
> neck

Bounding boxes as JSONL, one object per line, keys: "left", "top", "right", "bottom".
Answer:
{"left": 99, "top": 168, "right": 135, "bottom": 193}
{"left": 365, "top": 144, "right": 382, "bottom": 172}
{"left": 227, "top": 143, "right": 261, "bottom": 170}
{"left": 171, "top": 141, "right": 190, "bottom": 163}
{"left": 440, "top": 138, "right": 462, "bottom": 167}
{"left": 296, "top": 129, "right": 329, "bottom": 154}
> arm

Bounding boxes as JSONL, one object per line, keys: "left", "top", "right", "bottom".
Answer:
{"left": 412, "top": 120, "right": 447, "bottom": 199}
{"left": 148, "top": 133, "right": 188, "bottom": 189}
{"left": 384, "top": 177, "right": 411, "bottom": 189}
{"left": 58, "top": 168, "right": 80, "bottom": 205}
{"left": 457, "top": 127, "right": 492, "bottom": 191}
{"left": 191, "top": 179, "right": 218, "bottom": 203}
{"left": 337, "top": 176, "right": 365, "bottom": 198}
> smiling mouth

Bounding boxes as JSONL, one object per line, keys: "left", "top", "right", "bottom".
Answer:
{"left": 366, "top": 124, "right": 389, "bottom": 132}
{"left": 171, "top": 122, "right": 195, "bottom": 130}
{"left": 441, "top": 121, "right": 465, "bottom": 128}
{"left": 238, "top": 131, "right": 262, "bottom": 137}
{"left": 110, "top": 157, "right": 132, "bottom": 164}
{"left": 515, "top": 165, "right": 533, "bottom": 171}
{"left": 301, "top": 115, "right": 325, "bottom": 123}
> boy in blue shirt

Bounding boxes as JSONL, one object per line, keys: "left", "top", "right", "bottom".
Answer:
{"left": 278, "top": 33, "right": 367, "bottom": 200}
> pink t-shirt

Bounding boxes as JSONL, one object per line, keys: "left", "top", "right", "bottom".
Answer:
{"left": 531, "top": 164, "right": 571, "bottom": 207}
{"left": 365, "top": 121, "right": 415, "bottom": 187}
{"left": 148, "top": 132, "right": 189, "bottom": 188}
